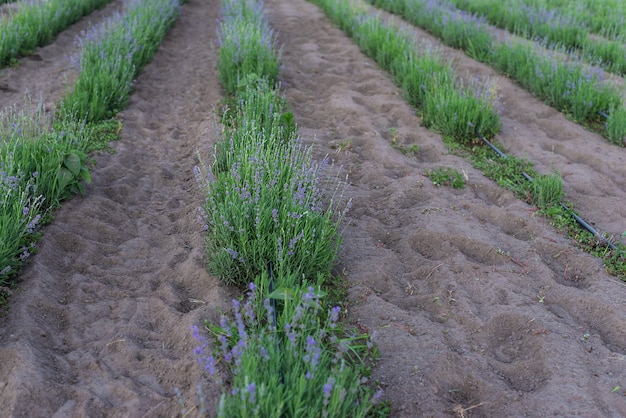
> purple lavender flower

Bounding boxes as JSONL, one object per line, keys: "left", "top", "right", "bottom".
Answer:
{"left": 323, "top": 376, "right": 335, "bottom": 407}
{"left": 329, "top": 306, "right": 341, "bottom": 326}
{"left": 19, "top": 246, "right": 30, "bottom": 261}
{"left": 247, "top": 382, "right": 256, "bottom": 404}
{"left": 259, "top": 345, "right": 270, "bottom": 361}
{"left": 303, "top": 334, "right": 322, "bottom": 377}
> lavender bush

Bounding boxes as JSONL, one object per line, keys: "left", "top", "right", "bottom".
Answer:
{"left": 0, "top": 102, "right": 92, "bottom": 285}
{"left": 606, "top": 105, "right": 626, "bottom": 146}
{"left": 62, "top": 0, "right": 182, "bottom": 122}
{"left": 491, "top": 41, "right": 621, "bottom": 123}
{"left": 217, "top": 0, "right": 281, "bottom": 96}
{"left": 0, "top": 0, "right": 114, "bottom": 66}
{"left": 192, "top": 283, "right": 381, "bottom": 417}
{"left": 197, "top": 81, "right": 349, "bottom": 287}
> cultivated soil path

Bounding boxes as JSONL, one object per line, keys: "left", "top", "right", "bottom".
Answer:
{"left": 2, "top": 0, "right": 626, "bottom": 417}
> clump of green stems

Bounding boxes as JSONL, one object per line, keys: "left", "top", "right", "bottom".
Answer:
{"left": 0, "top": 101, "right": 111, "bottom": 287}
{"left": 190, "top": 0, "right": 386, "bottom": 415}
{"left": 0, "top": 0, "right": 114, "bottom": 67}
{"left": 364, "top": 0, "right": 626, "bottom": 145}
{"left": 424, "top": 167, "right": 465, "bottom": 188}
{"left": 61, "top": 0, "right": 183, "bottom": 123}
{"left": 217, "top": 0, "right": 281, "bottom": 96}
{"left": 190, "top": 280, "right": 383, "bottom": 417}
{"left": 532, "top": 171, "right": 563, "bottom": 209}
{"left": 307, "top": 0, "right": 501, "bottom": 144}
{"left": 197, "top": 79, "right": 349, "bottom": 286}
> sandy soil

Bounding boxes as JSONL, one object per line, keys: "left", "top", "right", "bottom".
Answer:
{"left": 1, "top": 0, "right": 626, "bottom": 416}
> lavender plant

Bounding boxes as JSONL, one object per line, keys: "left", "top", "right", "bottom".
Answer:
{"left": 491, "top": 41, "right": 621, "bottom": 123}
{"left": 217, "top": 0, "right": 281, "bottom": 96}
{"left": 214, "top": 76, "right": 296, "bottom": 174}
{"left": 197, "top": 84, "right": 349, "bottom": 287}
{"left": 192, "top": 282, "right": 380, "bottom": 417}
{"left": 422, "top": 77, "right": 502, "bottom": 142}
{"left": 0, "top": 0, "right": 114, "bottom": 66}
{"left": 0, "top": 102, "right": 92, "bottom": 285}
{"left": 62, "top": 0, "right": 182, "bottom": 122}
{"left": 606, "top": 105, "right": 626, "bottom": 146}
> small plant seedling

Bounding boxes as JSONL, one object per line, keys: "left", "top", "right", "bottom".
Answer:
{"left": 389, "top": 127, "right": 420, "bottom": 156}
{"left": 537, "top": 289, "right": 546, "bottom": 304}
{"left": 389, "top": 127, "right": 399, "bottom": 145}
{"left": 424, "top": 167, "right": 465, "bottom": 188}
{"left": 331, "top": 139, "right": 352, "bottom": 153}
{"left": 396, "top": 143, "right": 420, "bottom": 156}
{"left": 57, "top": 149, "right": 92, "bottom": 198}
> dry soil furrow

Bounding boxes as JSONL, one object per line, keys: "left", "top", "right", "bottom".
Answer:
{"left": 0, "top": 0, "right": 228, "bottom": 416}
{"left": 266, "top": 0, "right": 626, "bottom": 416}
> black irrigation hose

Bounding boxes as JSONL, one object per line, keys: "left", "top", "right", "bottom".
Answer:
{"left": 477, "top": 133, "right": 617, "bottom": 250}
{"left": 478, "top": 134, "right": 534, "bottom": 182}
{"left": 599, "top": 110, "right": 610, "bottom": 119}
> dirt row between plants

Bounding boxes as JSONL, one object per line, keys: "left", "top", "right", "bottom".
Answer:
{"left": 0, "top": 0, "right": 625, "bottom": 416}
{"left": 265, "top": 0, "right": 626, "bottom": 416}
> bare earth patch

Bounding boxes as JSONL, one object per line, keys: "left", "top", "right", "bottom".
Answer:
{"left": 1, "top": 0, "right": 626, "bottom": 417}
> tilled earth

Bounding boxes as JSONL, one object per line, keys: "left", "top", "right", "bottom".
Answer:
{"left": 1, "top": 0, "right": 626, "bottom": 416}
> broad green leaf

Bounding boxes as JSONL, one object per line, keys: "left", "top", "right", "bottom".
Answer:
{"left": 268, "top": 288, "right": 295, "bottom": 301}
{"left": 64, "top": 153, "right": 82, "bottom": 176}
{"left": 80, "top": 166, "right": 92, "bottom": 184}
{"left": 57, "top": 167, "right": 73, "bottom": 191}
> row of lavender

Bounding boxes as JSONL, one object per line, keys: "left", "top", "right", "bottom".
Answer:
{"left": 309, "top": 0, "right": 626, "bottom": 278}
{"left": 192, "top": 0, "right": 384, "bottom": 416}
{"left": 451, "top": 0, "right": 626, "bottom": 42}
{"left": 447, "top": 0, "right": 626, "bottom": 78}
{"left": 0, "top": 0, "right": 114, "bottom": 67}
{"left": 307, "top": 0, "right": 501, "bottom": 144}
{"left": 0, "top": 0, "right": 182, "bottom": 290}
{"left": 367, "top": 0, "right": 626, "bottom": 146}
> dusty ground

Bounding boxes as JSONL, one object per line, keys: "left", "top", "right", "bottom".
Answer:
{"left": 1, "top": 0, "right": 626, "bottom": 416}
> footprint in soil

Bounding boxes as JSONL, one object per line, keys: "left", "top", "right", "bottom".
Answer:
{"left": 485, "top": 313, "right": 550, "bottom": 392}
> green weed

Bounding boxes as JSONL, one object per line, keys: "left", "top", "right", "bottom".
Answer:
{"left": 424, "top": 167, "right": 465, "bottom": 188}
{"left": 532, "top": 171, "right": 563, "bottom": 209}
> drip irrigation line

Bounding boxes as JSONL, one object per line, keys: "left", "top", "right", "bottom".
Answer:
{"left": 477, "top": 134, "right": 533, "bottom": 182}
{"left": 598, "top": 110, "right": 609, "bottom": 119}
{"left": 477, "top": 133, "right": 617, "bottom": 250}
